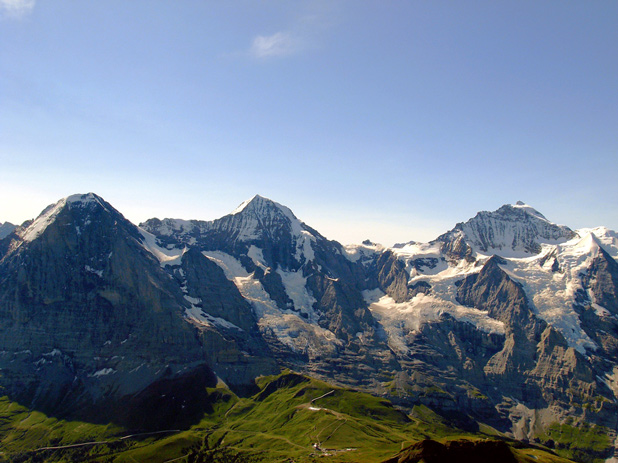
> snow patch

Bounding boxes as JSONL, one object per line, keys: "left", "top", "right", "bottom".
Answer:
{"left": 89, "top": 368, "right": 115, "bottom": 377}
{"left": 368, "top": 293, "right": 504, "bottom": 354}
{"left": 247, "top": 245, "right": 268, "bottom": 269}
{"left": 20, "top": 199, "right": 67, "bottom": 243}
{"left": 184, "top": 296, "right": 242, "bottom": 331}
{"left": 295, "top": 230, "right": 316, "bottom": 263}
{"left": 232, "top": 198, "right": 253, "bottom": 214}
{"left": 344, "top": 242, "right": 384, "bottom": 263}
{"left": 362, "top": 288, "right": 386, "bottom": 305}
{"left": 276, "top": 268, "right": 318, "bottom": 323}
{"left": 138, "top": 228, "right": 185, "bottom": 266}
{"left": 84, "top": 265, "right": 104, "bottom": 277}
{"left": 203, "top": 250, "right": 340, "bottom": 355}
{"left": 43, "top": 349, "right": 62, "bottom": 357}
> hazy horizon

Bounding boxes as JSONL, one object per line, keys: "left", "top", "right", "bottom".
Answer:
{"left": 1, "top": 1, "right": 617, "bottom": 245}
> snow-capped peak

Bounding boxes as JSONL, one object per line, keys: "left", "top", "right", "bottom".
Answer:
{"left": 226, "top": 195, "right": 317, "bottom": 265}
{"left": 440, "top": 202, "right": 577, "bottom": 257}
{"left": 18, "top": 193, "right": 111, "bottom": 243}
{"left": 231, "top": 197, "right": 254, "bottom": 215}
{"left": 231, "top": 195, "right": 298, "bottom": 222}
{"left": 572, "top": 231, "right": 603, "bottom": 256}
{"left": 65, "top": 192, "right": 107, "bottom": 208}
{"left": 575, "top": 227, "right": 618, "bottom": 260}
{"left": 227, "top": 195, "right": 301, "bottom": 237}
{"left": 511, "top": 201, "right": 549, "bottom": 222}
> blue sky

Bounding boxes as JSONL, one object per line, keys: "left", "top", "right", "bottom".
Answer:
{"left": 1, "top": 1, "right": 617, "bottom": 245}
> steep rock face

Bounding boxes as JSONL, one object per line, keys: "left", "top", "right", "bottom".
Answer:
{"left": 387, "top": 314, "right": 506, "bottom": 424}
{"left": 3, "top": 194, "right": 618, "bottom": 459}
{"left": 455, "top": 258, "right": 558, "bottom": 404}
{"left": 172, "top": 248, "right": 278, "bottom": 388}
{"left": 581, "top": 244, "right": 618, "bottom": 315}
{"left": 436, "top": 202, "right": 576, "bottom": 258}
{"left": 451, "top": 239, "right": 615, "bottom": 436}
{"left": 373, "top": 250, "right": 411, "bottom": 303}
{"left": 0, "top": 195, "right": 214, "bottom": 418}
{"left": 178, "top": 248, "right": 256, "bottom": 331}
{"left": 529, "top": 327, "right": 598, "bottom": 406}
{"left": 141, "top": 195, "right": 401, "bottom": 387}
{"left": 456, "top": 256, "right": 541, "bottom": 332}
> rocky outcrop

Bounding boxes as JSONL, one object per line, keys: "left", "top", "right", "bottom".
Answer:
{"left": 373, "top": 250, "right": 410, "bottom": 302}
{"left": 382, "top": 438, "right": 519, "bottom": 463}
{"left": 456, "top": 256, "right": 542, "bottom": 333}
{"left": 0, "top": 221, "right": 15, "bottom": 240}
{"left": 581, "top": 245, "right": 618, "bottom": 315}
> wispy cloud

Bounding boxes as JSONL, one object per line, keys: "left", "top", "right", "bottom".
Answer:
{"left": 250, "top": 32, "right": 300, "bottom": 59}
{"left": 247, "top": 1, "right": 340, "bottom": 60}
{"left": 0, "top": 0, "right": 35, "bottom": 18}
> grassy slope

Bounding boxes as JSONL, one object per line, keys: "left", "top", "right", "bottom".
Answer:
{"left": 0, "top": 371, "right": 579, "bottom": 463}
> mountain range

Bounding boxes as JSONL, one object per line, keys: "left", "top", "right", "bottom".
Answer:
{"left": 1, "top": 193, "right": 617, "bottom": 462}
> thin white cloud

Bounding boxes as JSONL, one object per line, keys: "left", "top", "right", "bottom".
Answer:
{"left": 247, "top": 1, "right": 341, "bottom": 60}
{"left": 250, "top": 32, "right": 299, "bottom": 59}
{"left": 0, "top": 0, "right": 35, "bottom": 18}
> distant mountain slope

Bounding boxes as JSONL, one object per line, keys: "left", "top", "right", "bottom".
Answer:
{"left": 0, "top": 221, "right": 15, "bottom": 240}
{"left": 1, "top": 193, "right": 617, "bottom": 462}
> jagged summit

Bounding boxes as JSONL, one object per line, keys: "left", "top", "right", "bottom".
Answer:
{"left": 229, "top": 194, "right": 301, "bottom": 228}
{"left": 232, "top": 194, "right": 290, "bottom": 215}
{"left": 140, "top": 195, "right": 321, "bottom": 270}
{"left": 222, "top": 194, "right": 305, "bottom": 242}
{"left": 510, "top": 200, "right": 549, "bottom": 221}
{"left": 436, "top": 201, "right": 577, "bottom": 258}
{"left": 2, "top": 193, "right": 143, "bottom": 264}
{"left": 15, "top": 192, "right": 114, "bottom": 244}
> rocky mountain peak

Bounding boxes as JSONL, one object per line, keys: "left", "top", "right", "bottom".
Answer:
{"left": 511, "top": 200, "right": 548, "bottom": 221}
{"left": 574, "top": 230, "right": 604, "bottom": 255}
{"left": 229, "top": 195, "right": 299, "bottom": 232}
{"left": 3, "top": 193, "right": 143, "bottom": 263}
{"left": 14, "top": 192, "right": 112, "bottom": 244}
{"left": 0, "top": 222, "right": 16, "bottom": 240}
{"left": 437, "top": 202, "right": 576, "bottom": 258}
{"left": 215, "top": 195, "right": 314, "bottom": 251}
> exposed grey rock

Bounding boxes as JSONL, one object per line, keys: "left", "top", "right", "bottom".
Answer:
{"left": 436, "top": 203, "right": 576, "bottom": 258}
{"left": 3, "top": 193, "right": 618, "bottom": 457}
{"left": 0, "top": 221, "right": 15, "bottom": 240}
{"left": 0, "top": 194, "right": 271, "bottom": 421}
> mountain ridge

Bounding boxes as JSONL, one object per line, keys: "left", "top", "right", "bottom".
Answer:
{"left": 1, "top": 192, "right": 618, "bottom": 462}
